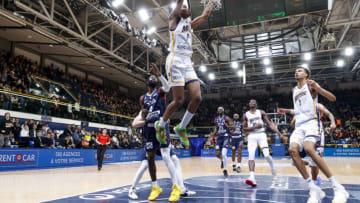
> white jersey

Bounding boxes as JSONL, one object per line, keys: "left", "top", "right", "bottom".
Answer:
{"left": 293, "top": 83, "right": 319, "bottom": 127}
{"left": 246, "top": 110, "right": 265, "bottom": 134}
{"left": 169, "top": 18, "right": 193, "bottom": 56}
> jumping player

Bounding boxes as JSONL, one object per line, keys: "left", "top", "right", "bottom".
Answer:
{"left": 155, "top": 0, "right": 215, "bottom": 148}
{"left": 138, "top": 63, "right": 185, "bottom": 202}
{"left": 243, "top": 99, "right": 283, "bottom": 187}
{"left": 277, "top": 65, "right": 348, "bottom": 203}
{"left": 231, "top": 113, "right": 243, "bottom": 173}
{"left": 211, "top": 106, "right": 233, "bottom": 178}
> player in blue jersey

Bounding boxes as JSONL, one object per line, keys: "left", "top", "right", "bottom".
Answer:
{"left": 136, "top": 64, "right": 188, "bottom": 201}
{"left": 211, "top": 106, "right": 233, "bottom": 178}
{"left": 231, "top": 113, "right": 243, "bottom": 173}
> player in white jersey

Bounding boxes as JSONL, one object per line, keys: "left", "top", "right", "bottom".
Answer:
{"left": 155, "top": 0, "right": 215, "bottom": 148}
{"left": 243, "top": 99, "right": 283, "bottom": 187}
{"left": 278, "top": 65, "right": 348, "bottom": 203}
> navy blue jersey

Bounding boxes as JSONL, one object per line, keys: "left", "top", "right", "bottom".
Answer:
{"left": 232, "top": 120, "right": 242, "bottom": 138}
{"left": 215, "top": 115, "right": 230, "bottom": 136}
{"left": 142, "top": 89, "right": 166, "bottom": 123}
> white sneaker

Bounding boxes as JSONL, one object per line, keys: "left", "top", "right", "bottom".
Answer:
{"left": 307, "top": 186, "right": 325, "bottom": 203}
{"left": 332, "top": 185, "right": 349, "bottom": 203}
{"left": 181, "top": 189, "right": 196, "bottom": 197}
{"left": 128, "top": 187, "right": 138, "bottom": 200}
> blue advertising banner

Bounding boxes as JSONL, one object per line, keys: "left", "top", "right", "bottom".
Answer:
{"left": 201, "top": 149, "right": 254, "bottom": 157}
{"left": 0, "top": 149, "right": 191, "bottom": 171}
{"left": 324, "top": 148, "right": 360, "bottom": 157}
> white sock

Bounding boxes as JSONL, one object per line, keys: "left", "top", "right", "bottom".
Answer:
{"left": 236, "top": 163, "right": 241, "bottom": 167}
{"left": 221, "top": 148, "right": 228, "bottom": 170}
{"left": 329, "top": 176, "right": 338, "bottom": 187}
{"left": 161, "top": 147, "right": 178, "bottom": 186}
{"left": 159, "top": 117, "right": 167, "bottom": 128}
{"left": 306, "top": 177, "right": 316, "bottom": 188}
{"left": 171, "top": 155, "right": 186, "bottom": 192}
{"left": 232, "top": 161, "right": 236, "bottom": 166}
{"left": 152, "top": 181, "right": 158, "bottom": 187}
{"left": 131, "top": 160, "right": 148, "bottom": 188}
{"left": 265, "top": 156, "right": 275, "bottom": 173}
{"left": 179, "top": 110, "right": 194, "bottom": 130}
{"left": 250, "top": 171, "right": 255, "bottom": 179}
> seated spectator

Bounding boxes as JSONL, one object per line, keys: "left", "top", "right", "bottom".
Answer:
{"left": 20, "top": 121, "right": 32, "bottom": 147}
{"left": 72, "top": 128, "right": 81, "bottom": 148}
{"left": 60, "top": 135, "right": 75, "bottom": 149}
{"left": 43, "top": 132, "right": 56, "bottom": 149}
{"left": 34, "top": 131, "right": 44, "bottom": 148}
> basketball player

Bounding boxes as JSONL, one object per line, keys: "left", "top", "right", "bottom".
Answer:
{"left": 277, "top": 65, "right": 348, "bottom": 203}
{"left": 289, "top": 103, "right": 336, "bottom": 185}
{"left": 138, "top": 64, "right": 186, "bottom": 201}
{"left": 211, "top": 106, "right": 233, "bottom": 178}
{"left": 155, "top": 0, "right": 216, "bottom": 148}
{"left": 129, "top": 115, "right": 195, "bottom": 200}
{"left": 243, "top": 99, "right": 283, "bottom": 187}
{"left": 231, "top": 113, "right": 243, "bottom": 173}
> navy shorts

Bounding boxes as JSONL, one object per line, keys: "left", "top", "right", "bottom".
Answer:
{"left": 231, "top": 137, "right": 244, "bottom": 150}
{"left": 143, "top": 123, "right": 170, "bottom": 152}
{"left": 216, "top": 134, "right": 231, "bottom": 151}
{"left": 141, "top": 146, "right": 176, "bottom": 161}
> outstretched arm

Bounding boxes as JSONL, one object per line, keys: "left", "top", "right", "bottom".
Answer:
{"left": 261, "top": 110, "right": 283, "bottom": 137}
{"left": 278, "top": 108, "right": 294, "bottom": 115}
{"left": 150, "top": 63, "right": 170, "bottom": 93}
{"left": 191, "top": 0, "right": 215, "bottom": 29}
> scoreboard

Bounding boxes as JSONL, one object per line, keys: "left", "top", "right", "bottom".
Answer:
{"left": 188, "top": 0, "right": 328, "bottom": 30}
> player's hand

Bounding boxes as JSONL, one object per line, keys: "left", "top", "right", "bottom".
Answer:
{"left": 255, "top": 123, "right": 263, "bottom": 129}
{"left": 330, "top": 123, "right": 336, "bottom": 130}
{"left": 150, "top": 63, "right": 161, "bottom": 77}
{"left": 277, "top": 108, "right": 287, "bottom": 114}
{"left": 307, "top": 80, "right": 320, "bottom": 90}
{"left": 141, "top": 109, "right": 148, "bottom": 120}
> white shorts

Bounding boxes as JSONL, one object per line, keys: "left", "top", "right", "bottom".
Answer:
{"left": 247, "top": 132, "right": 269, "bottom": 160}
{"left": 290, "top": 119, "right": 321, "bottom": 151}
{"left": 166, "top": 53, "right": 198, "bottom": 87}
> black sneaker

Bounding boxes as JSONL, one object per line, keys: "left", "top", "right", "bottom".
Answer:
{"left": 236, "top": 166, "right": 242, "bottom": 173}
{"left": 232, "top": 164, "right": 236, "bottom": 171}
{"left": 220, "top": 161, "right": 223, "bottom": 169}
{"left": 223, "top": 170, "right": 228, "bottom": 178}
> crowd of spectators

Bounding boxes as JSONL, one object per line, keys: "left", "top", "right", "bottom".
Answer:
{"left": 0, "top": 50, "right": 140, "bottom": 124}
{"left": 0, "top": 112, "right": 142, "bottom": 149}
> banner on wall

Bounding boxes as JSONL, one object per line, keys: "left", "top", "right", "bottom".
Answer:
{"left": 324, "top": 148, "right": 360, "bottom": 157}
{"left": 0, "top": 149, "right": 191, "bottom": 171}
{"left": 201, "top": 149, "right": 254, "bottom": 157}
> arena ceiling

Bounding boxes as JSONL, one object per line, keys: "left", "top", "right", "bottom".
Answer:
{"left": 0, "top": 0, "right": 359, "bottom": 91}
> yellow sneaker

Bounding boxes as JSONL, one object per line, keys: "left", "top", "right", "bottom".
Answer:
{"left": 148, "top": 185, "right": 162, "bottom": 201}
{"left": 168, "top": 184, "right": 182, "bottom": 202}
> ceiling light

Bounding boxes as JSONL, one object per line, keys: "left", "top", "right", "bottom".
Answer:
{"left": 345, "top": 47, "right": 354, "bottom": 56}
{"left": 208, "top": 73, "right": 215, "bottom": 80}
{"left": 265, "top": 67, "right": 273, "bottom": 75}
{"left": 237, "top": 70, "right": 243, "bottom": 77}
{"left": 231, "top": 61, "right": 238, "bottom": 69}
{"left": 200, "top": 65, "right": 207, "bottom": 73}
{"left": 139, "top": 9, "right": 150, "bottom": 21}
{"left": 101, "top": 66, "right": 105, "bottom": 69}
{"left": 112, "top": 0, "right": 124, "bottom": 8}
{"left": 301, "top": 63, "right": 309, "bottom": 68}
{"left": 147, "top": 27, "right": 156, "bottom": 35}
{"left": 304, "top": 53, "right": 312, "bottom": 61}
{"left": 336, "top": 59, "right": 345, "bottom": 67}
{"left": 263, "top": 57, "right": 271, "bottom": 65}
{"left": 171, "top": 2, "right": 176, "bottom": 9}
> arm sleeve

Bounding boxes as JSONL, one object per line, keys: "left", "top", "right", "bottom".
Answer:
{"left": 159, "top": 75, "right": 170, "bottom": 93}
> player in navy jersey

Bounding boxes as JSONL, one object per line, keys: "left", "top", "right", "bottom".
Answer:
{"left": 231, "top": 113, "right": 243, "bottom": 173}
{"left": 136, "top": 64, "right": 188, "bottom": 202}
{"left": 211, "top": 106, "right": 233, "bottom": 178}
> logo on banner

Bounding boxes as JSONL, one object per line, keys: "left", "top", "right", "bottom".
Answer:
{"left": 0, "top": 152, "right": 37, "bottom": 165}
{"left": 94, "top": 151, "right": 114, "bottom": 161}
{"left": 41, "top": 116, "right": 52, "bottom": 122}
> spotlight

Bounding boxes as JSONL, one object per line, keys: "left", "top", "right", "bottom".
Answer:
{"left": 237, "top": 70, "right": 243, "bottom": 77}
{"left": 345, "top": 47, "right": 354, "bottom": 56}
{"left": 301, "top": 64, "right": 309, "bottom": 68}
{"left": 171, "top": 2, "right": 176, "bottom": 9}
{"left": 231, "top": 61, "right": 238, "bottom": 69}
{"left": 200, "top": 65, "right": 207, "bottom": 72}
{"left": 112, "top": 0, "right": 124, "bottom": 8}
{"left": 265, "top": 67, "right": 273, "bottom": 75}
{"left": 336, "top": 59, "right": 345, "bottom": 67}
{"left": 208, "top": 73, "right": 215, "bottom": 80}
{"left": 304, "top": 53, "right": 312, "bottom": 61}
{"left": 138, "top": 9, "right": 150, "bottom": 21}
{"left": 263, "top": 57, "right": 271, "bottom": 65}
{"left": 147, "top": 27, "right": 156, "bottom": 35}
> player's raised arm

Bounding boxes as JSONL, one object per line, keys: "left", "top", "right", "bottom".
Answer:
{"left": 277, "top": 108, "right": 294, "bottom": 115}
{"left": 261, "top": 110, "right": 283, "bottom": 138}
{"left": 170, "top": 0, "right": 184, "bottom": 18}
{"left": 190, "top": 0, "right": 215, "bottom": 29}
{"left": 150, "top": 63, "right": 170, "bottom": 93}
{"left": 318, "top": 103, "right": 336, "bottom": 130}
{"left": 307, "top": 80, "right": 336, "bottom": 101}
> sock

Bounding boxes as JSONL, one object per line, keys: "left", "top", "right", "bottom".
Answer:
{"left": 236, "top": 163, "right": 241, "bottom": 167}
{"left": 179, "top": 110, "right": 194, "bottom": 130}
{"left": 221, "top": 148, "right": 228, "bottom": 170}
{"left": 250, "top": 171, "right": 255, "bottom": 179}
{"left": 329, "top": 176, "right": 338, "bottom": 187}
{"left": 152, "top": 181, "right": 158, "bottom": 187}
{"left": 158, "top": 117, "right": 167, "bottom": 128}
{"left": 160, "top": 147, "right": 178, "bottom": 186}
{"left": 306, "top": 177, "right": 315, "bottom": 188}
{"left": 265, "top": 156, "right": 275, "bottom": 174}
{"left": 131, "top": 160, "right": 148, "bottom": 188}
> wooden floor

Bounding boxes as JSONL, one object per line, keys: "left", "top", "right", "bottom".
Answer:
{"left": 1, "top": 157, "right": 360, "bottom": 203}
